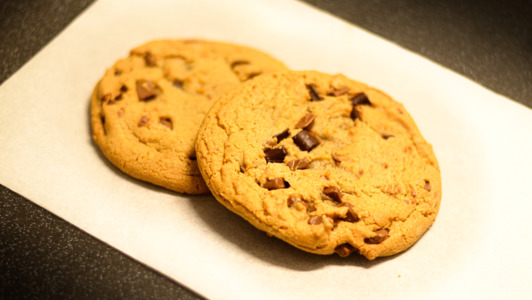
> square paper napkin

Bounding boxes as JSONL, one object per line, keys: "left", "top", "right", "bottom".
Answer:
{"left": 1, "top": 0, "right": 531, "bottom": 299}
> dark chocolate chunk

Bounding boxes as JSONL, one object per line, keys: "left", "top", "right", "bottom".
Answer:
{"left": 295, "top": 112, "right": 315, "bottom": 129}
{"left": 287, "top": 195, "right": 308, "bottom": 210}
{"left": 338, "top": 203, "right": 359, "bottom": 222}
{"left": 286, "top": 157, "right": 310, "bottom": 171}
{"left": 382, "top": 134, "right": 394, "bottom": 140}
{"left": 293, "top": 131, "right": 320, "bottom": 151}
{"left": 332, "top": 154, "right": 342, "bottom": 164}
{"left": 350, "top": 93, "right": 371, "bottom": 106}
{"left": 144, "top": 52, "right": 156, "bottom": 66}
{"left": 159, "top": 117, "right": 173, "bottom": 129}
{"left": 136, "top": 80, "right": 157, "bottom": 101}
{"left": 335, "top": 243, "right": 357, "bottom": 257}
{"left": 273, "top": 129, "right": 290, "bottom": 142}
{"left": 264, "top": 146, "right": 287, "bottom": 163}
{"left": 308, "top": 216, "right": 322, "bottom": 225}
{"left": 172, "top": 80, "right": 184, "bottom": 89}
{"left": 364, "top": 229, "right": 389, "bottom": 244}
{"left": 120, "top": 85, "right": 128, "bottom": 93}
{"left": 246, "top": 72, "right": 261, "bottom": 80}
{"left": 328, "top": 87, "right": 349, "bottom": 97}
{"left": 114, "top": 94, "right": 123, "bottom": 101}
{"left": 230, "top": 60, "right": 250, "bottom": 69}
{"left": 424, "top": 180, "right": 432, "bottom": 191}
{"left": 350, "top": 93, "right": 371, "bottom": 120}
{"left": 350, "top": 107, "right": 361, "bottom": 120}
{"left": 306, "top": 84, "right": 322, "bottom": 101}
{"left": 138, "top": 115, "right": 149, "bottom": 127}
{"left": 323, "top": 186, "right": 342, "bottom": 203}
{"left": 263, "top": 178, "right": 288, "bottom": 190}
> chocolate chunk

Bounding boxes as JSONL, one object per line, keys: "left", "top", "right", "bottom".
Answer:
{"left": 263, "top": 178, "right": 288, "bottom": 190}
{"left": 287, "top": 195, "right": 309, "bottom": 210}
{"left": 172, "top": 80, "right": 184, "bottom": 89}
{"left": 308, "top": 216, "right": 322, "bottom": 225}
{"left": 338, "top": 203, "right": 359, "bottom": 222}
{"left": 350, "top": 106, "right": 362, "bottom": 120}
{"left": 264, "top": 146, "right": 287, "bottom": 163}
{"left": 114, "top": 94, "right": 123, "bottom": 101}
{"left": 273, "top": 129, "right": 290, "bottom": 142}
{"left": 136, "top": 80, "right": 157, "bottom": 100}
{"left": 332, "top": 154, "right": 342, "bottom": 164}
{"left": 382, "top": 134, "right": 394, "bottom": 140}
{"left": 144, "top": 52, "right": 156, "bottom": 66}
{"left": 101, "top": 93, "right": 112, "bottom": 103}
{"left": 287, "top": 195, "right": 299, "bottom": 207}
{"left": 295, "top": 112, "right": 315, "bottom": 129}
{"left": 350, "top": 93, "right": 371, "bottom": 106}
{"left": 424, "top": 180, "right": 432, "bottom": 191}
{"left": 306, "top": 84, "right": 322, "bottom": 101}
{"left": 120, "top": 85, "right": 128, "bottom": 93}
{"left": 286, "top": 157, "right": 310, "bottom": 171}
{"left": 138, "top": 115, "right": 149, "bottom": 127}
{"left": 328, "top": 87, "right": 349, "bottom": 97}
{"left": 365, "top": 229, "right": 389, "bottom": 244}
{"left": 246, "top": 72, "right": 261, "bottom": 80}
{"left": 292, "top": 131, "right": 320, "bottom": 151}
{"left": 159, "top": 117, "right": 173, "bottom": 129}
{"left": 323, "top": 186, "right": 342, "bottom": 203}
{"left": 230, "top": 60, "right": 250, "bottom": 69}
{"left": 350, "top": 93, "right": 371, "bottom": 120}
{"left": 335, "top": 243, "right": 357, "bottom": 257}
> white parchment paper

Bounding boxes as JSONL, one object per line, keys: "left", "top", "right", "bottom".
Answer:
{"left": 1, "top": 0, "right": 531, "bottom": 299}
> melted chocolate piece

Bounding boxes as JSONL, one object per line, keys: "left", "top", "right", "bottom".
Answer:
{"left": 306, "top": 84, "right": 322, "bottom": 101}
{"left": 424, "top": 180, "right": 432, "bottom": 191}
{"left": 264, "top": 146, "right": 287, "bottom": 163}
{"left": 350, "top": 93, "right": 371, "bottom": 120}
{"left": 323, "top": 186, "right": 342, "bottom": 203}
{"left": 293, "top": 131, "right": 320, "bottom": 151}
{"left": 286, "top": 157, "right": 310, "bottom": 171}
{"left": 335, "top": 243, "right": 357, "bottom": 257}
{"left": 350, "top": 93, "right": 371, "bottom": 106}
{"left": 230, "top": 60, "right": 250, "bottom": 69}
{"left": 144, "top": 52, "right": 156, "bottom": 66}
{"left": 365, "top": 229, "right": 389, "bottom": 244}
{"left": 138, "top": 115, "right": 149, "bottom": 127}
{"left": 338, "top": 203, "right": 360, "bottom": 222}
{"left": 159, "top": 117, "right": 173, "bottom": 129}
{"left": 273, "top": 129, "right": 290, "bottom": 142}
{"left": 295, "top": 112, "right": 315, "bottom": 129}
{"left": 263, "top": 178, "right": 288, "bottom": 190}
{"left": 136, "top": 80, "right": 157, "bottom": 101}
{"left": 308, "top": 216, "right": 323, "bottom": 225}
{"left": 173, "top": 80, "right": 184, "bottom": 89}
{"left": 328, "top": 87, "right": 349, "bottom": 96}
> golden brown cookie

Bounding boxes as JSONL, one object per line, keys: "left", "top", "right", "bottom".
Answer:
{"left": 196, "top": 70, "right": 441, "bottom": 259}
{"left": 91, "top": 39, "right": 288, "bottom": 194}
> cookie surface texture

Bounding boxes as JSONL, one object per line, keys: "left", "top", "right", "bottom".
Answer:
{"left": 196, "top": 71, "right": 441, "bottom": 259}
{"left": 91, "top": 39, "right": 288, "bottom": 194}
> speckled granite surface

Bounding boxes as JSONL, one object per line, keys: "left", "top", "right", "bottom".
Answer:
{"left": 1, "top": 0, "right": 530, "bottom": 299}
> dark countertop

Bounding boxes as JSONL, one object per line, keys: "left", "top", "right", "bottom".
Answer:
{"left": 1, "top": 0, "right": 530, "bottom": 299}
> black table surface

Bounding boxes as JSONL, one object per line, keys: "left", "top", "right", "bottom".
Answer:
{"left": 1, "top": 0, "right": 531, "bottom": 299}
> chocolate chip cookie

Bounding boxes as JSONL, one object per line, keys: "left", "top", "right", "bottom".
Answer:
{"left": 196, "top": 70, "right": 441, "bottom": 259}
{"left": 91, "top": 39, "right": 288, "bottom": 194}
